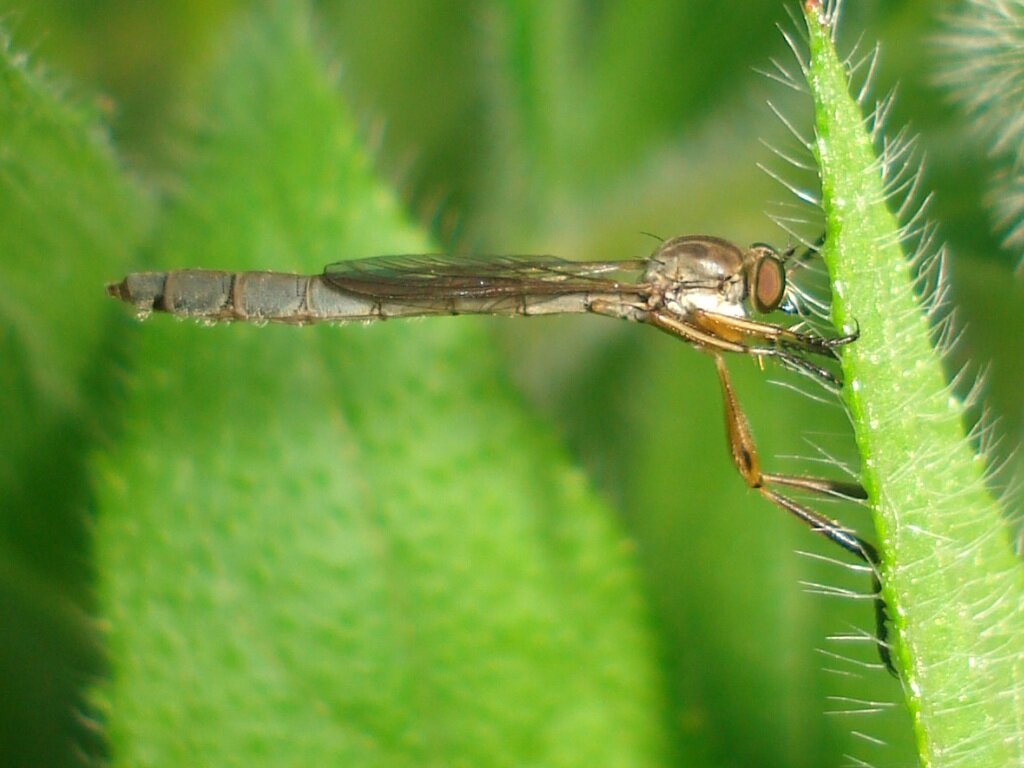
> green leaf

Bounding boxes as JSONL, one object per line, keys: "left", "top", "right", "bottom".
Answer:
{"left": 803, "top": 4, "right": 1024, "bottom": 766}
{"left": 0, "top": 25, "right": 147, "bottom": 581}
{"left": 91, "top": 2, "right": 668, "bottom": 765}
{"left": 0, "top": 24, "right": 146, "bottom": 765}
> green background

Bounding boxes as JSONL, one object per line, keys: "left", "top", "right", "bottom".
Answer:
{"left": 1, "top": 1, "right": 1019, "bottom": 766}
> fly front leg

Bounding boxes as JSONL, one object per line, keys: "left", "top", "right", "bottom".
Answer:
{"left": 646, "top": 310, "right": 776, "bottom": 357}
{"left": 645, "top": 309, "right": 842, "bottom": 386}
{"left": 711, "top": 353, "right": 895, "bottom": 675}
{"left": 692, "top": 309, "right": 858, "bottom": 362}
{"left": 780, "top": 232, "right": 826, "bottom": 268}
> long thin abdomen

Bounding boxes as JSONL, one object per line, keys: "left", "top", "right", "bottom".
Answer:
{"left": 106, "top": 270, "right": 641, "bottom": 323}
{"left": 108, "top": 270, "right": 322, "bottom": 323}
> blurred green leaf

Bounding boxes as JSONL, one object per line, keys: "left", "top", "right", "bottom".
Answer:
{"left": 938, "top": 0, "right": 1024, "bottom": 264}
{"left": 91, "top": 2, "right": 667, "bottom": 765}
{"left": 0, "top": 25, "right": 147, "bottom": 583}
{"left": 0, "top": 22, "right": 146, "bottom": 766}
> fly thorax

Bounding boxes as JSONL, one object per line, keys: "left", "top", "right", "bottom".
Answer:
{"left": 645, "top": 236, "right": 749, "bottom": 319}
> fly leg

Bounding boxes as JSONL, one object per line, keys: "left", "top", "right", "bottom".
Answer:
{"left": 691, "top": 309, "right": 858, "bottom": 363}
{"left": 712, "top": 353, "right": 895, "bottom": 675}
{"left": 780, "top": 232, "right": 826, "bottom": 268}
{"left": 644, "top": 309, "right": 844, "bottom": 387}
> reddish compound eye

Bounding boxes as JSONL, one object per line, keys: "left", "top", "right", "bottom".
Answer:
{"left": 750, "top": 254, "right": 786, "bottom": 313}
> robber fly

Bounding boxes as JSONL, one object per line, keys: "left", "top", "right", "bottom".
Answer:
{"left": 107, "top": 234, "right": 893, "bottom": 674}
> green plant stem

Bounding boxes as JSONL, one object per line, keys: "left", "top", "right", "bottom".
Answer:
{"left": 803, "top": 5, "right": 1024, "bottom": 767}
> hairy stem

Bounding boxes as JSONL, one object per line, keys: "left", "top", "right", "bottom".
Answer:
{"left": 802, "top": 3, "right": 1024, "bottom": 767}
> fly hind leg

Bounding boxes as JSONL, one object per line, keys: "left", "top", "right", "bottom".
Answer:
{"left": 712, "top": 353, "right": 895, "bottom": 675}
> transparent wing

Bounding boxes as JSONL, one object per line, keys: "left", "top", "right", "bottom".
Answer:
{"left": 323, "top": 254, "right": 648, "bottom": 300}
